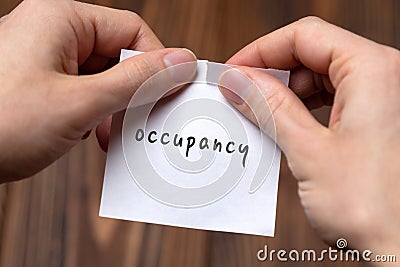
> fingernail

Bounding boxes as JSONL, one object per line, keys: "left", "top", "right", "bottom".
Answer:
{"left": 164, "top": 49, "right": 197, "bottom": 82}
{"left": 219, "top": 68, "right": 252, "bottom": 105}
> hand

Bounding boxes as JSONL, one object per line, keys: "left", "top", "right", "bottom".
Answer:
{"left": 0, "top": 0, "right": 196, "bottom": 182}
{"left": 219, "top": 16, "right": 400, "bottom": 261}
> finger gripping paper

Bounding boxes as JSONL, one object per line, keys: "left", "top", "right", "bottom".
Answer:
{"left": 99, "top": 49, "right": 289, "bottom": 236}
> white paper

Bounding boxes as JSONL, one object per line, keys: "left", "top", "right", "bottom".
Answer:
{"left": 99, "top": 50, "right": 289, "bottom": 236}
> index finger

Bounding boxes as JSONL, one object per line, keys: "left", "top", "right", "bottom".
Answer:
{"left": 227, "top": 16, "right": 377, "bottom": 85}
{"left": 74, "top": 1, "right": 163, "bottom": 62}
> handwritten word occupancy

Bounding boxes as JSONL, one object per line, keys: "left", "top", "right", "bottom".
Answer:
{"left": 134, "top": 129, "right": 249, "bottom": 167}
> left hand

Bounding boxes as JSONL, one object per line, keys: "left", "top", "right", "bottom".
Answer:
{"left": 0, "top": 0, "right": 196, "bottom": 182}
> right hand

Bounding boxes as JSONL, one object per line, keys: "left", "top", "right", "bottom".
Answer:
{"left": 219, "top": 16, "right": 400, "bottom": 262}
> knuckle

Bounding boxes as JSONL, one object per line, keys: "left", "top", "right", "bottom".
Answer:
{"left": 371, "top": 45, "right": 400, "bottom": 77}
{"left": 258, "top": 87, "right": 289, "bottom": 135}
{"left": 121, "top": 57, "right": 153, "bottom": 87}
{"left": 134, "top": 58, "right": 154, "bottom": 80}
{"left": 383, "top": 46, "right": 400, "bottom": 67}
{"left": 293, "top": 16, "right": 330, "bottom": 47}
{"left": 295, "top": 16, "right": 330, "bottom": 38}
{"left": 266, "top": 88, "right": 289, "bottom": 117}
{"left": 121, "top": 10, "right": 144, "bottom": 24}
{"left": 297, "top": 16, "right": 325, "bottom": 26}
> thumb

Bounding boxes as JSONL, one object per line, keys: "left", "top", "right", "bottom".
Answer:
{"left": 218, "top": 67, "right": 328, "bottom": 163}
{"left": 67, "top": 48, "right": 197, "bottom": 129}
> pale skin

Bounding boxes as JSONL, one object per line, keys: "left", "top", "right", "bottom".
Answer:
{"left": 0, "top": 0, "right": 399, "bottom": 265}
{"left": 0, "top": 0, "right": 197, "bottom": 181}
{"left": 219, "top": 17, "right": 400, "bottom": 265}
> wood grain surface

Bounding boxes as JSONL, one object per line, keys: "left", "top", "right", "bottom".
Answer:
{"left": 0, "top": 0, "right": 399, "bottom": 266}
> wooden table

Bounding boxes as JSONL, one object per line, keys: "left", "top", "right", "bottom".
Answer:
{"left": 0, "top": 0, "right": 399, "bottom": 266}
